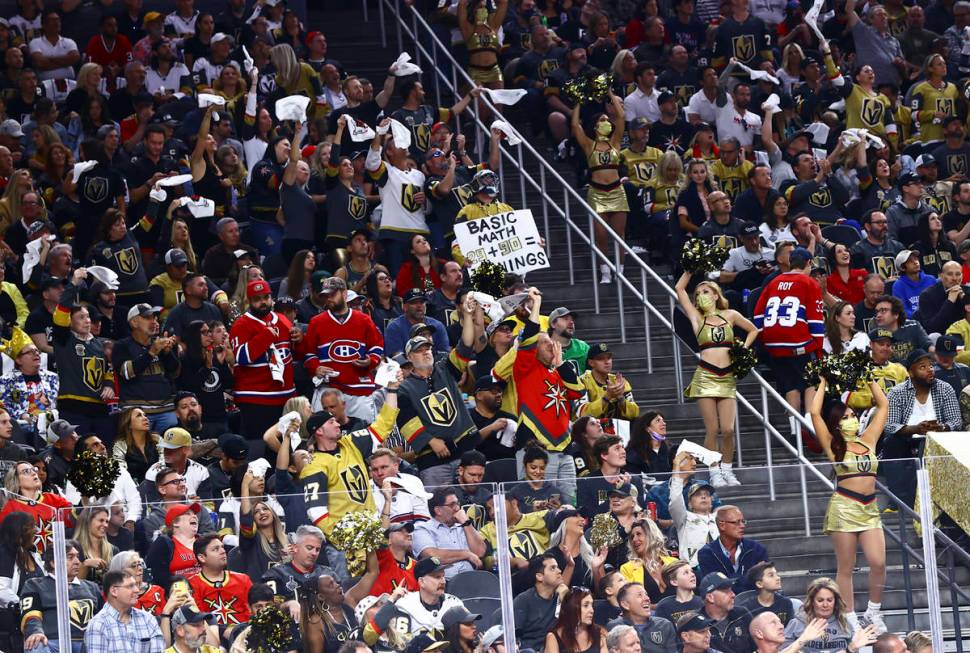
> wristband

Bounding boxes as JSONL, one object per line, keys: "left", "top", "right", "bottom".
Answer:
{"left": 457, "top": 520, "right": 470, "bottom": 527}
{"left": 386, "top": 388, "right": 398, "bottom": 394}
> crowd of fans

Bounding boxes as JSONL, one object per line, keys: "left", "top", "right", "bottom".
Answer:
{"left": 0, "top": 0, "right": 963, "bottom": 651}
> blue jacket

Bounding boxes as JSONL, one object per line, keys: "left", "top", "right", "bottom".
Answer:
{"left": 383, "top": 314, "right": 450, "bottom": 357}
{"left": 697, "top": 537, "right": 770, "bottom": 593}
{"left": 891, "top": 272, "right": 936, "bottom": 317}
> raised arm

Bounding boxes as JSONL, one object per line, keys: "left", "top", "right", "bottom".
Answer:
{"left": 844, "top": 0, "right": 860, "bottom": 29}
{"left": 809, "top": 379, "right": 836, "bottom": 461}
{"left": 675, "top": 272, "right": 701, "bottom": 330}
{"left": 282, "top": 120, "right": 304, "bottom": 186}
{"left": 457, "top": 0, "right": 473, "bottom": 39}
{"left": 608, "top": 92, "right": 624, "bottom": 149}
{"left": 491, "top": 0, "right": 509, "bottom": 29}
{"left": 862, "top": 381, "right": 888, "bottom": 446}
{"left": 190, "top": 105, "right": 217, "bottom": 181}
{"left": 571, "top": 104, "right": 592, "bottom": 152}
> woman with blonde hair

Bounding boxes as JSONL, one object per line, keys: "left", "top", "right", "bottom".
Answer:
{"left": 228, "top": 264, "right": 266, "bottom": 324}
{"left": 65, "top": 62, "right": 104, "bottom": 115}
{"left": 233, "top": 468, "right": 287, "bottom": 577}
{"left": 903, "top": 631, "right": 931, "bottom": 653}
{"left": 112, "top": 407, "right": 160, "bottom": 484}
{"left": 777, "top": 43, "right": 804, "bottom": 94}
{"left": 456, "top": 0, "right": 508, "bottom": 89}
{"left": 270, "top": 44, "right": 326, "bottom": 119}
{"left": 0, "top": 169, "right": 44, "bottom": 236}
{"left": 610, "top": 49, "right": 637, "bottom": 97}
{"left": 263, "top": 394, "right": 313, "bottom": 454}
{"left": 213, "top": 62, "right": 248, "bottom": 108}
{"left": 169, "top": 215, "right": 199, "bottom": 272}
{"left": 619, "top": 518, "right": 677, "bottom": 603}
{"left": 643, "top": 150, "right": 685, "bottom": 259}
{"left": 910, "top": 53, "right": 959, "bottom": 146}
{"left": 675, "top": 272, "right": 759, "bottom": 487}
{"left": 74, "top": 506, "right": 116, "bottom": 583}
{"left": 783, "top": 577, "right": 878, "bottom": 652}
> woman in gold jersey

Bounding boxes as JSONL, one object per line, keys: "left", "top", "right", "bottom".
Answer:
{"left": 675, "top": 272, "right": 758, "bottom": 487}
{"left": 910, "top": 54, "right": 959, "bottom": 145}
{"left": 823, "top": 39, "right": 896, "bottom": 147}
{"left": 458, "top": 0, "right": 508, "bottom": 87}
{"left": 810, "top": 377, "right": 888, "bottom": 633}
{"left": 573, "top": 91, "right": 629, "bottom": 283}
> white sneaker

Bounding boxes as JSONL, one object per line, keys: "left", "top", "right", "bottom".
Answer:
{"left": 618, "top": 264, "right": 625, "bottom": 277}
{"left": 865, "top": 609, "right": 887, "bottom": 635}
{"left": 709, "top": 466, "right": 728, "bottom": 488}
{"left": 599, "top": 264, "right": 612, "bottom": 284}
{"left": 721, "top": 464, "right": 742, "bottom": 486}
{"left": 632, "top": 245, "right": 648, "bottom": 254}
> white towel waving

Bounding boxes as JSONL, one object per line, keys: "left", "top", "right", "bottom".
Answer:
{"left": 87, "top": 266, "right": 120, "bottom": 290}
{"left": 483, "top": 88, "right": 527, "bottom": 105}
{"left": 275, "top": 95, "right": 310, "bottom": 123}
{"left": 390, "top": 52, "right": 422, "bottom": 77}
{"left": 71, "top": 160, "right": 97, "bottom": 183}
{"left": 346, "top": 115, "right": 377, "bottom": 142}
{"left": 158, "top": 174, "right": 194, "bottom": 188}
{"left": 388, "top": 118, "right": 412, "bottom": 149}
{"left": 198, "top": 93, "right": 226, "bottom": 108}
{"left": 491, "top": 119, "right": 521, "bottom": 145}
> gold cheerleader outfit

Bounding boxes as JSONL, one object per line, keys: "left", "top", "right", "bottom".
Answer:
{"left": 586, "top": 143, "right": 630, "bottom": 213}
{"left": 466, "top": 28, "right": 503, "bottom": 84}
{"left": 823, "top": 437, "right": 881, "bottom": 533}
{"left": 684, "top": 313, "right": 736, "bottom": 399}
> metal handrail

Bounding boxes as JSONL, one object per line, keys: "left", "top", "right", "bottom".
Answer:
{"left": 371, "top": 2, "right": 966, "bottom": 636}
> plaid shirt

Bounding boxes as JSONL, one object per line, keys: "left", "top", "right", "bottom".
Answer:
{"left": 84, "top": 603, "right": 164, "bottom": 653}
{"left": 884, "top": 379, "right": 962, "bottom": 441}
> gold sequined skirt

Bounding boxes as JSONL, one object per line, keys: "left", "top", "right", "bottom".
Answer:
{"left": 587, "top": 184, "right": 630, "bottom": 213}
{"left": 684, "top": 363, "right": 736, "bottom": 399}
{"left": 469, "top": 65, "right": 503, "bottom": 84}
{"left": 823, "top": 489, "right": 882, "bottom": 533}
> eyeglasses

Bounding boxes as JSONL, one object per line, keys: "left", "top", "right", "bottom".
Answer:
{"left": 443, "top": 500, "right": 461, "bottom": 509}
{"left": 128, "top": 560, "right": 145, "bottom": 569}
{"left": 21, "top": 200, "right": 39, "bottom": 205}
{"left": 875, "top": 307, "right": 892, "bottom": 313}
{"left": 719, "top": 518, "right": 747, "bottom": 525}
{"left": 161, "top": 477, "right": 187, "bottom": 486}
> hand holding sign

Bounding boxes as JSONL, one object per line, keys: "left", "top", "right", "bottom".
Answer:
{"left": 453, "top": 209, "right": 550, "bottom": 276}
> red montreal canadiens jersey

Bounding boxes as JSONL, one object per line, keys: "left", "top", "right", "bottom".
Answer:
{"left": 0, "top": 493, "right": 73, "bottom": 555}
{"left": 189, "top": 571, "right": 252, "bottom": 625}
{"left": 753, "top": 272, "right": 825, "bottom": 357}
{"left": 135, "top": 584, "right": 167, "bottom": 616}
{"left": 230, "top": 311, "right": 296, "bottom": 405}
{"left": 303, "top": 309, "right": 384, "bottom": 396}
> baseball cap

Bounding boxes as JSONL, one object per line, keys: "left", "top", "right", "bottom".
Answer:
{"left": 164, "top": 248, "right": 188, "bottom": 267}
{"left": 246, "top": 279, "right": 271, "bottom": 298}
{"left": 549, "top": 508, "right": 580, "bottom": 532}
{"left": 694, "top": 121, "right": 714, "bottom": 132}
{"left": 47, "top": 419, "right": 79, "bottom": 443}
{"left": 233, "top": 249, "right": 253, "bottom": 260}
{"left": 211, "top": 32, "right": 231, "bottom": 44}
{"left": 548, "top": 307, "right": 575, "bottom": 322}
{"left": 218, "top": 433, "right": 249, "bottom": 460}
{"left": 405, "top": 635, "right": 449, "bottom": 653}
{"left": 629, "top": 117, "right": 650, "bottom": 130}
{"left": 350, "top": 228, "right": 373, "bottom": 241}
{"left": 310, "top": 270, "right": 330, "bottom": 293}
{"left": 905, "top": 348, "right": 932, "bottom": 368}
{"left": 403, "top": 288, "right": 429, "bottom": 303}
{"left": 386, "top": 521, "right": 415, "bottom": 534}
{"left": 868, "top": 328, "right": 893, "bottom": 342}
{"left": 320, "top": 276, "right": 347, "bottom": 294}
{"left": 799, "top": 56, "right": 820, "bottom": 69}
{"left": 482, "top": 625, "right": 504, "bottom": 650}
{"left": 40, "top": 275, "right": 65, "bottom": 291}
{"left": 26, "top": 220, "right": 50, "bottom": 238}
{"left": 126, "top": 303, "right": 161, "bottom": 322}
{"left": 740, "top": 222, "right": 760, "bottom": 237}
{"left": 414, "top": 556, "right": 447, "bottom": 579}
{"left": 347, "top": 290, "right": 363, "bottom": 304}
{"left": 607, "top": 483, "right": 633, "bottom": 498}
{"left": 915, "top": 153, "right": 937, "bottom": 167}
{"left": 0, "top": 119, "right": 23, "bottom": 138}
{"left": 142, "top": 10, "right": 163, "bottom": 26}
{"left": 171, "top": 605, "right": 214, "bottom": 627}
{"left": 160, "top": 427, "right": 193, "bottom": 449}
{"left": 894, "top": 249, "right": 918, "bottom": 271}
{"left": 475, "top": 375, "right": 506, "bottom": 392}
{"left": 441, "top": 606, "right": 482, "bottom": 629}
{"left": 937, "top": 334, "right": 961, "bottom": 356}
{"left": 430, "top": 121, "right": 450, "bottom": 134}
{"left": 306, "top": 410, "right": 336, "bottom": 434}
{"left": 657, "top": 90, "right": 675, "bottom": 104}
{"left": 700, "top": 571, "right": 735, "bottom": 596}
{"left": 164, "top": 502, "right": 201, "bottom": 528}
{"left": 486, "top": 318, "right": 516, "bottom": 337}
{"left": 676, "top": 611, "right": 715, "bottom": 634}
{"left": 409, "top": 323, "right": 434, "bottom": 338}
{"left": 587, "top": 342, "right": 612, "bottom": 360}
{"left": 687, "top": 481, "right": 714, "bottom": 499}
{"left": 898, "top": 172, "right": 921, "bottom": 188}
{"left": 405, "top": 336, "right": 433, "bottom": 356}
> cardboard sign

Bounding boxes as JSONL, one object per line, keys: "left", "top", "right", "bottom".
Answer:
{"left": 454, "top": 209, "right": 549, "bottom": 275}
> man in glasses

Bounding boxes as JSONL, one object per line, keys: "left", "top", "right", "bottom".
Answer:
{"left": 697, "top": 506, "right": 768, "bottom": 594}
{"left": 86, "top": 570, "right": 165, "bottom": 653}
{"left": 136, "top": 466, "right": 214, "bottom": 550}
{"left": 0, "top": 338, "right": 57, "bottom": 447}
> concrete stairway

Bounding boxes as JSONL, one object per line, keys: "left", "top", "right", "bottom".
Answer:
{"left": 310, "top": 3, "right": 970, "bottom": 640}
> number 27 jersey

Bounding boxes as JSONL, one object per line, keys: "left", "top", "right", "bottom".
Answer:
{"left": 753, "top": 272, "right": 825, "bottom": 357}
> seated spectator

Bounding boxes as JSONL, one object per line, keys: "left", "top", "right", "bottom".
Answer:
{"left": 909, "top": 212, "right": 956, "bottom": 278}
{"left": 823, "top": 301, "right": 870, "bottom": 355}
{"left": 750, "top": 610, "right": 825, "bottom": 653}
{"left": 783, "top": 578, "right": 878, "bottom": 653}
{"left": 675, "top": 612, "right": 720, "bottom": 653}
{"left": 513, "top": 553, "right": 567, "bottom": 652}
{"left": 826, "top": 244, "right": 868, "bottom": 305}
{"left": 872, "top": 295, "right": 932, "bottom": 364}
{"left": 112, "top": 408, "right": 160, "bottom": 485}
{"left": 546, "top": 586, "right": 608, "bottom": 653}
{"left": 481, "top": 493, "right": 553, "bottom": 570}
{"left": 578, "top": 343, "right": 640, "bottom": 421}
{"left": 850, "top": 211, "right": 904, "bottom": 279}
{"left": 655, "top": 560, "right": 704, "bottom": 624}
{"left": 371, "top": 522, "right": 419, "bottom": 597}
{"left": 933, "top": 335, "right": 970, "bottom": 397}
{"left": 145, "top": 503, "right": 202, "bottom": 591}
{"left": 509, "top": 445, "right": 563, "bottom": 513}
{"left": 917, "top": 261, "right": 967, "bottom": 335}
{"left": 735, "top": 561, "right": 799, "bottom": 626}
{"left": 0, "top": 460, "right": 72, "bottom": 556}
{"left": 696, "top": 572, "right": 754, "bottom": 653}
{"left": 107, "top": 550, "right": 166, "bottom": 617}
{"left": 384, "top": 289, "right": 450, "bottom": 358}
{"left": 187, "top": 533, "right": 252, "bottom": 625}
{"left": 370, "top": 447, "right": 431, "bottom": 524}
{"left": 577, "top": 435, "right": 644, "bottom": 519}
{"left": 607, "top": 581, "right": 678, "bottom": 653}
{"left": 84, "top": 569, "right": 164, "bottom": 653}
{"left": 697, "top": 505, "right": 769, "bottom": 594}
{"left": 607, "top": 624, "right": 645, "bottom": 653}
{"left": 891, "top": 250, "right": 936, "bottom": 318}
{"left": 619, "top": 519, "right": 676, "bottom": 603}
{"left": 469, "top": 375, "right": 517, "bottom": 460}
{"left": 625, "top": 410, "right": 675, "bottom": 476}
{"left": 412, "top": 487, "right": 487, "bottom": 581}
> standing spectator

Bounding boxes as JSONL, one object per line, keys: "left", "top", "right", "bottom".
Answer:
{"left": 810, "top": 376, "right": 888, "bottom": 632}
{"left": 513, "top": 553, "right": 567, "bottom": 652}
{"left": 548, "top": 587, "right": 610, "bottom": 653}
{"left": 85, "top": 16, "right": 133, "bottom": 74}
{"left": 843, "top": 0, "right": 904, "bottom": 87}
{"left": 411, "top": 487, "right": 487, "bottom": 580}
{"left": 229, "top": 279, "right": 298, "bottom": 443}
{"left": 84, "top": 570, "right": 165, "bottom": 653}
{"left": 28, "top": 11, "right": 80, "bottom": 82}
{"left": 883, "top": 349, "right": 961, "bottom": 508}
{"left": 668, "top": 453, "right": 719, "bottom": 567}
{"left": 113, "top": 302, "right": 179, "bottom": 431}
{"left": 697, "top": 506, "right": 769, "bottom": 593}
{"left": 886, "top": 175, "right": 933, "bottom": 246}
{"left": 714, "top": 80, "right": 762, "bottom": 156}
{"left": 711, "top": 0, "right": 773, "bottom": 70}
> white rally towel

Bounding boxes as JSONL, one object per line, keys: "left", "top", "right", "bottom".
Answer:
{"left": 804, "top": 122, "right": 830, "bottom": 146}
{"left": 737, "top": 62, "right": 780, "bottom": 86}
{"left": 761, "top": 93, "right": 780, "bottom": 113}
{"left": 179, "top": 196, "right": 216, "bottom": 218}
{"left": 241, "top": 45, "right": 254, "bottom": 74}
{"left": 390, "top": 52, "right": 422, "bottom": 77}
{"left": 22, "top": 236, "right": 54, "bottom": 284}
{"left": 491, "top": 119, "right": 521, "bottom": 146}
{"left": 268, "top": 343, "right": 285, "bottom": 384}
{"left": 483, "top": 88, "right": 527, "bottom": 106}
{"left": 71, "top": 160, "right": 97, "bottom": 183}
{"left": 803, "top": 0, "right": 826, "bottom": 40}
{"left": 346, "top": 115, "right": 377, "bottom": 142}
{"left": 469, "top": 291, "right": 508, "bottom": 323}
{"left": 87, "top": 266, "right": 120, "bottom": 290}
{"left": 374, "top": 358, "right": 401, "bottom": 387}
{"left": 149, "top": 185, "right": 167, "bottom": 202}
{"left": 248, "top": 459, "right": 272, "bottom": 479}
{"left": 387, "top": 475, "right": 432, "bottom": 500}
{"left": 158, "top": 173, "right": 194, "bottom": 188}
{"left": 198, "top": 93, "right": 226, "bottom": 108}
{"left": 676, "top": 439, "right": 723, "bottom": 467}
{"left": 275, "top": 95, "right": 311, "bottom": 123}
{"left": 388, "top": 118, "right": 412, "bottom": 149}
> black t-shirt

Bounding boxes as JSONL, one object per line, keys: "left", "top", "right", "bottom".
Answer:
{"left": 78, "top": 164, "right": 127, "bottom": 232}
{"left": 655, "top": 594, "right": 705, "bottom": 625}
{"left": 24, "top": 305, "right": 53, "bottom": 341}
{"left": 648, "top": 119, "right": 695, "bottom": 156}
{"left": 471, "top": 408, "right": 517, "bottom": 460}
{"left": 509, "top": 480, "right": 561, "bottom": 513}
{"left": 162, "top": 301, "right": 224, "bottom": 338}
{"left": 943, "top": 207, "right": 970, "bottom": 237}
{"left": 328, "top": 100, "right": 382, "bottom": 155}
{"left": 734, "top": 590, "right": 797, "bottom": 626}
{"left": 281, "top": 181, "right": 317, "bottom": 244}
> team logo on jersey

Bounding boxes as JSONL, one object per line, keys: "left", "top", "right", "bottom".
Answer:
{"left": 541, "top": 380, "right": 568, "bottom": 417}
{"left": 936, "top": 97, "right": 955, "bottom": 116}
{"left": 732, "top": 35, "right": 755, "bottom": 62}
{"left": 662, "top": 187, "right": 678, "bottom": 206}
{"left": 203, "top": 594, "right": 243, "bottom": 624}
{"left": 453, "top": 183, "right": 474, "bottom": 206}
{"left": 520, "top": 33, "right": 531, "bottom": 49}
{"left": 872, "top": 256, "right": 896, "bottom": 279}
{"left": 651, "top": 632, "right": 665, "bottom": 644}
{"left": 509, "top": 530, "right": 540, "bottom": 560}
{"left": 401, "top": 183, "right": 422, "bottom": 212}
{"left": 421, "top": 388, "right": 457, "bottom": 426}
{"left": 413, "top": 124, "right": 431, "bottom": 152}
{"left": 539, "top": 59, "right": 559, "bottom": 80}
{"left": 81, "top": 356, "right": 105, "bottom": 392}
{"left": 340, "top": 465, "right": 369, "bottom": 503}
{"left": 714, "top": 235, "right": 737, "bottom": 250}
{"left": 810, "top": 187, "right": 832, "bottom": 207}
{"left": 710, "top": 325, "right": 727, "bottom": 343}
{"left": 949, "top": 155, "right": 968, "bottom": 176}
{"left": 719, "top": 178, "right": 742, "bottom": 200}
{"left": 115, "top": 247, "right": 139, "bottom": 275}
{"left": 464, "top": 503, "right": 486, "bottom": 529}
{"left": 596, "top": 151, "right": 613, "bottom": 166}
{"left": 328, "top": 339, "right": 364, "bottom": 363}
{"left": 860, "top": 98, "right": 884, "bottom": 127}
{"left": 69, "top": 598, "right": 95, "bottom": 629}
{"left": 83, "top": 176, "right": 108, "bottom": 204}
{"left": 631, "top": 160, "right": 656, "bottom": 184}
{"left": 926, "top": 194, "right": 949, "bottom": 214}
{"left": 348, "top": 195, "right": 367, "bottom": 220}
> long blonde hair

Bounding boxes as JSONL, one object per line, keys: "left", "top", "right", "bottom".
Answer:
{"left": 658, "top": 150, "right": 685, "bottom": 186}
{"left": 802, "top": 577, "right": 849, "bottom": 631}
{"left": 75, "top": 507, "right": 114, "bottom": 579}
{"left": 627, "top": 518, "right": 669, "bottom": 564}
{"left": 693, "top": 281, "right": 729, "bottom": 311}
{"left": 169, "top": 216, "right": 199, "bottom": 272}
{"left": 282, "top": 396, "right": 311, "bottom": 443}
{"left": 252, "top": 500, "right": 288, "bottom": 562}
{"left": 270, "top": 43, "right": 301, "bottom": 89}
